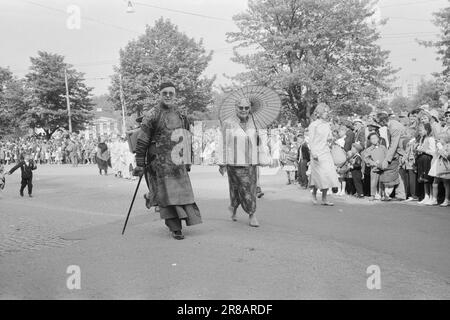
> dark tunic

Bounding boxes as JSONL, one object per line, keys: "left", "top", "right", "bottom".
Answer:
{"left": 135, "top": 104, "right": 201, "bottom": 226}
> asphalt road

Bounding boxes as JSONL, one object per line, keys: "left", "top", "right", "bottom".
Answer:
{"left": 0, "top": 164, "right": 449, "bottom": 299}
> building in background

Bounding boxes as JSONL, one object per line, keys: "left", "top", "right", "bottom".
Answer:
{"left": 81, "top": 96, "right": 123, "bottom": 140}
{"left": 384, "top": 74, "right": 428, "bottom": 101}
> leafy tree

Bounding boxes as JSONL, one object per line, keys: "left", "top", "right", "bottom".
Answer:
{"left": 411, "top": 79, "right": 445, "bottom": 109}
{"left": 227, "top": 0, "right": 397, "bottom": 121}
{"left": 109, "top": 18, "right": 215, "bottom": 117}
{"left": 0, "top": 67, "right": 28, "bottom": 136}
{"left": 25, "top": 51, "right": 94, "bottom": 139}
{"left": 421, "top": 4, "right": 450, "bottom": 82}
{"left": 388, "top": 96, "right": 413, "bottom": 114}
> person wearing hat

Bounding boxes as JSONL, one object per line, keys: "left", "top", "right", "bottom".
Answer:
{"left": 133, "top": 82, "right": 202, "bottom": 240}
{"left": 375, "top": 112, "right": 407, "bottom": 200}
{"left": 353, "top": 118, "right": 366, "bottom": 148}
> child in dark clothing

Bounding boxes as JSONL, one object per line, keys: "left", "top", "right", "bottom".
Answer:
{"left": 7, "top": 154, "right": 37, "bottom": 197}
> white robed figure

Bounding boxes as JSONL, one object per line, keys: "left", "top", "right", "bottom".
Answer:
{"left": 308, "top": 103, "right": 339, "bottom": 206}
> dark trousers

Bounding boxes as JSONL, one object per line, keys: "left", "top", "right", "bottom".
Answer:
{"left": 351, "top": 169, "right": 364, "bottom": 196}
{"left": 363, "top": 166, "right": 371, "bottom": 196}
{"left": 165, "top": 218, "right": 182, "bottom": 232}
{"left": 297, "top": 160, "right": 309, "bottom": 187}
{"left": 20, "top": 177, "right": 33, "bottom": 195}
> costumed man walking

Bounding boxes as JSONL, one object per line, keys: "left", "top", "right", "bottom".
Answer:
{"left": 219, "top": 98, "right": 262, "bottom": 227}
{"left": 133, "top": 82, "right": 201, "bottom": 240}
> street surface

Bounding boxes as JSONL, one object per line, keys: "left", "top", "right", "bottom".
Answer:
{"left": 0, "top": 164, "right": 449, "bottom": 299}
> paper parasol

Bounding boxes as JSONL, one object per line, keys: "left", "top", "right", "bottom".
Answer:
{"left": 219, "top": 86, "right": 281, "bottom": 129}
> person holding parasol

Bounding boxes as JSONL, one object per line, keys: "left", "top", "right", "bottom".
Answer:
{"left": 218, "top": 86, "right": 280, "bottom": 227}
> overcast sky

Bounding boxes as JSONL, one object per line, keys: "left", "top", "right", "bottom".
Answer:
{"left": 0, "top": 0, "right": 448, "bottom": 95}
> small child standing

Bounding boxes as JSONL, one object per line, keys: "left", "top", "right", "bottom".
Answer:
{"left": 281, "top": 139, "right": 299, "bottom": 185}
{"left": 364, "top": 133, "right": 388, "bottom": 201}
{"left": 7, "top": 154, "right": 37, "bottom": 197}
{"left": 348, "top": 143, "right": 364, "bottom": 198}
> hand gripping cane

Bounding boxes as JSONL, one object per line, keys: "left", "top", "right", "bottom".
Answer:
{"left": 121, "top": 170, "right": 144, "bottom": 235}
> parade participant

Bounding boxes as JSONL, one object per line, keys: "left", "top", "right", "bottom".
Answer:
{"left": 219, "top": 98, "right": 261, "bottom": 227}
{"left": 133, "top": 82, "right": 201, "bottom": 240}
{"left": 375, "top": 112, "right": 406, "bottom": 201}
{"left": 308, "top": 103, "right": 339, "bottom": 206}
{"left": 7, "top": 154, "right": 37, "bottom": 197}
{"left": 96, "top": 140, "right": 111, "bottom": 175}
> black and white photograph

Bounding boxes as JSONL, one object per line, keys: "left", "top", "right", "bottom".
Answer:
{"left": 0, "top": 0, "right": 449, "bottom": 306}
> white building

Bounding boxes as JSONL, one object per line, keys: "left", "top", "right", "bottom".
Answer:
{"left": 81, "top": 107, "right": 122, "bottom": 140}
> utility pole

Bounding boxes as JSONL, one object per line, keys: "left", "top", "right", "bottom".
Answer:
{"left": 119, "top": 73, "right": 127, "bottom": 135}
{"left": 64, "top": 68, "right": 72, "bottom": 133}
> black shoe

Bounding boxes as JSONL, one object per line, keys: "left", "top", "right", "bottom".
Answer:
{"left": 172, "top": 231, "right": 185, "bottom": 240}
{"left": 28, "top": 194, "right": 33, "bottom": 198}
{"left": 257, "top": 192, "right": 264, "bottom": 199}
{"left": 20, "top": 192, "right": 24, "bottom": 197}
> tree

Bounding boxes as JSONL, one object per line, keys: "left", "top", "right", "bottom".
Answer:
{"left": 388, "top": 96, "right": 413, "bottom": 114}
{"left": 109, "top": 18, "right": 215, "bottom": 117}
{"left": 0, "top": 67, "right": 28, "bottom": 136}
{"left": 411, "top": 79, "right": 445, "bottom": 109}
{"left": 419, "top": 3, "right": 450, "bottom": 93}
{"left": 24, "top": 51, "right": 94, "bottom": 139}
{"left": 227, "top": 0, "right": 397, "bottom": 122}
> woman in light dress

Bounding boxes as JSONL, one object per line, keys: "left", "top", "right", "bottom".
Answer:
{"left": 308, "top": 103, "right": 340, "bottom": 206}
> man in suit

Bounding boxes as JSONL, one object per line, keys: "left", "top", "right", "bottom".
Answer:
{"left": 375, "top": 113, "right": 406, "bottom": 201}
{"left": 8, "top": 154, "right": 37, "bottom": 197}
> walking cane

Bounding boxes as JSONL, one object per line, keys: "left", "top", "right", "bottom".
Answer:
{"left": 121, "top": 172, "right": 144, "bottom": 235}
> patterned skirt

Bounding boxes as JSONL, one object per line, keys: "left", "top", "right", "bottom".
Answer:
{"left": 227, "top": 165, "right": 257, "bottom": 215}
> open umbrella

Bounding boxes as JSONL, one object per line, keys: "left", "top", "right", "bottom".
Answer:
{"left": 219, "top": 86, "right": 281, "bottom": 129}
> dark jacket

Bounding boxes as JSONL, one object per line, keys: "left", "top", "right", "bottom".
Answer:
{"left": 9, "top": 160, "right": 37, "bottom": 179}
{"left": 298, "top": 142, "right": 310, "bottom": 162}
